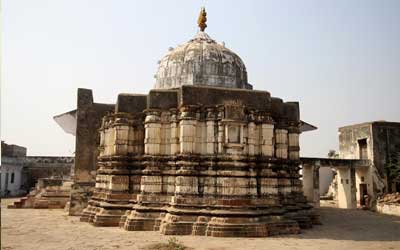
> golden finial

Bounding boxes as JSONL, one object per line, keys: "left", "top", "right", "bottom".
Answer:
{"left": 197, "top": 7, "right": 207, "bottom": 32}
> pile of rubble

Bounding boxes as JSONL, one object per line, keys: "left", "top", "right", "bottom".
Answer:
{"left": 378, "top": 193, "right": 400, "bottom": 204}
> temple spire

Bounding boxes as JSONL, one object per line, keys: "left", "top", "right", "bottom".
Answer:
{"left": 197, "top": 7, "right": 207, "bottom": 32}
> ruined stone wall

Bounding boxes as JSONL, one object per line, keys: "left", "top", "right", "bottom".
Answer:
{"left": 338, "top": 123, "right": 373, "bottom": 160}
{"left": 377, "top": 193, "right": 400, "bottom": 216}
{"left": 371, "top": 122, "right": 400, "bottom": 176}
{"left": 1, "top": 141, "right": 27, "bottom": 157}
{"left": 24, "top": 156, "right": 74, "bottom": 189}
{"left": 338, "top": 121, "right": 400, "bottom": 202}
{"left": 339, "top": 122, "right": 400, "bottom": 185}
{"left": 69, "top": 88, "right": 115, "bottom": 215}
{"left": 372, "top": 122, "right": 400, "bottom": 192}
{"left": 377, "top": 203, "right": 400, "bottom": 216}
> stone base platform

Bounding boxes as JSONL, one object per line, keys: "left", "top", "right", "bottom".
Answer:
{"left": 80, "top": 199, "right": 133, "bottom": 227}
{"left": 155, "top": 209, "right": 316, "bottom": 237}
{"left": 121, "top": 208, "right": 166, "bottom": 231}
{"left": 117, "top": 205, "right": 319, "bottom": 237}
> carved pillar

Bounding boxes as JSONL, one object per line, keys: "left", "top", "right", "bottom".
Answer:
{"left": 217, "top": 125, "right": 225, "bottom": 154}
{"left": 288, "top": 123, "right": 300, "bottom": 160}
{"left": 206, "top": 108, "right": 217, "bottom": 155}
{"left": 128, "top": 115, "right": 144, "bottom": 155}
{"left": 216, "top": 106, "right": 225, "bottom": 154}
{"left": 103, "top": 119, "right": 114, "bottom": 156}
{"left": 114, "top": 115, "right": 130, "bottom": 156}
{"left": 275, "top": 129, "right": 288, "bottom": 159}
{"left": 98, "top": 116, "right": 107, "bottom": 157}
{"left": 142, "top": 110, "right": 163, "bottom": 196}
{"left": 160, "top": 106, "right": 201, "bottom": 235}
{"left": 261, "top": 122, "right": 274, "bottom": 157}
{"left": 120, "top": 109, "right": 168, "bottom": 231}
{"left": 170, "top": 109, "right": 180, "bottom": 155}
{"left": 179, "top": 106, "right": 198, "bottom": 154}
{"left": 248, "top": 122, "right": 256, "bottom": 156}
{"left": 179, "top": 121, "right": 196, "bottom": 154}
{"left": 144, "top": 110, "right": 161, "bottom": 155}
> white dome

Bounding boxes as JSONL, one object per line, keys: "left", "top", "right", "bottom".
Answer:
{"left": 154, "top": 32, "right": 252, "bottom": 90}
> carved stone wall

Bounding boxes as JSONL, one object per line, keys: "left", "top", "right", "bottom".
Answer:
{"left": 80, "top": 85, "right": 318, "bottom": 237}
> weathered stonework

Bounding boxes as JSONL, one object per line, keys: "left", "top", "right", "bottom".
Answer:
{"left": 339, "top": 121, "right": 400, "bottom": 206}
{"left": 154, "top": 32, "right": 252, "bottom": 90}
{"left": 69, "top": 88, "right": 114, "bottom": 215}
{"left": 1, "top": 141, "right": 74, "bottom": 198}
{"left": 75, "top": 15, "right": 318, "bottom": 236}
{"left": 80, "top": 85, "right": 318, "bottom": 237}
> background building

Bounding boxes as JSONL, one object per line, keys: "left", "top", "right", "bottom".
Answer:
{"left": 339, "top": 121, "right": 400, "bottom": 206}
{"left": 1, "top": 141, "right": 27, "bottom": 197}
{"left": 1, "top": 141, "right": 74, "bottom": 197}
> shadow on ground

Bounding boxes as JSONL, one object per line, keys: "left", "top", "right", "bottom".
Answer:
{"left": 285, "top": 207, "right": 400, "bottom": 241}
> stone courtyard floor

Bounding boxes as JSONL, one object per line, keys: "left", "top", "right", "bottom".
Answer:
{"left": 1, "top": 198, "right": 400, "bottom": 250}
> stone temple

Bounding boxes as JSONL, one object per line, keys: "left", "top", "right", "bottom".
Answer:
{"left": 61, "top": 8, "right": 320, "bottom": 237}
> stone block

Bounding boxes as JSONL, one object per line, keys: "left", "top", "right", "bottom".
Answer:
{"left": 175, "top": 176, "right": 199, "bottom": 195}
{"left": 109, "top": 175, "right": 129, "bottom": 192}
{"left": 288, "top": 133, "right": 299, "bottom": 147}
{"left": 275, "top": 129, "right": 288, "bottom": 144}
{"left": 141, "top": 176, "right": 162, "bottom": 193}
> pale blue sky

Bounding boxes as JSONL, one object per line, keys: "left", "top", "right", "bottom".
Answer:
{"left": 1, "top": 0, "right": 399, "bottom": 156}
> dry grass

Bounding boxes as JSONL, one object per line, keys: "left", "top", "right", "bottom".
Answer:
{"left": 141, "top": 237, "right": 192, "bottom": 250}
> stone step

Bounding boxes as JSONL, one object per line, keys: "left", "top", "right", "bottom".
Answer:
{"left": 7, "top": 198, "right": 28, "bottom": 209}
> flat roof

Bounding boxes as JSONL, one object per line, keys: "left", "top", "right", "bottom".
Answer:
{"left": 300, "top": 157, "right": 370, "bottom": 168}
{"left": 339, "top": 121, "right": 400, "bottom": 130}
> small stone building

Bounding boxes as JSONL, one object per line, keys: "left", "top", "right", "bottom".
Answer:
{"left": 1, "top": 141, "right": 27, "bottom": 197}
{"left": 57, "top": 9, "right": 321, "bottom": 237}
{"left": 339, "top": 121, "right": 400, "bottom": 205}
{"left": 300, "top": 121, "right": 400, "bottom": 210}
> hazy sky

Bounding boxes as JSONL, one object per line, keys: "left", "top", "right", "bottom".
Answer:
{"left": 1, "top": 0, "right": 399, "bottom": 157}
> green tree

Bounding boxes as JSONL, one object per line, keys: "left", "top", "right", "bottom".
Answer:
{"left": 385, "top": 152, "right": 400, "bottom": 192}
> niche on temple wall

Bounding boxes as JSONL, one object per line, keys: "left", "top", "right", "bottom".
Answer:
{"left": 228, "top": 125, "right": 240, "bottom": 143}
{"left": 224, "top": 124, "right": 245, "bottom": 155}
{"left": 221, "top": 102, "right": 246, "bottom": 155}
